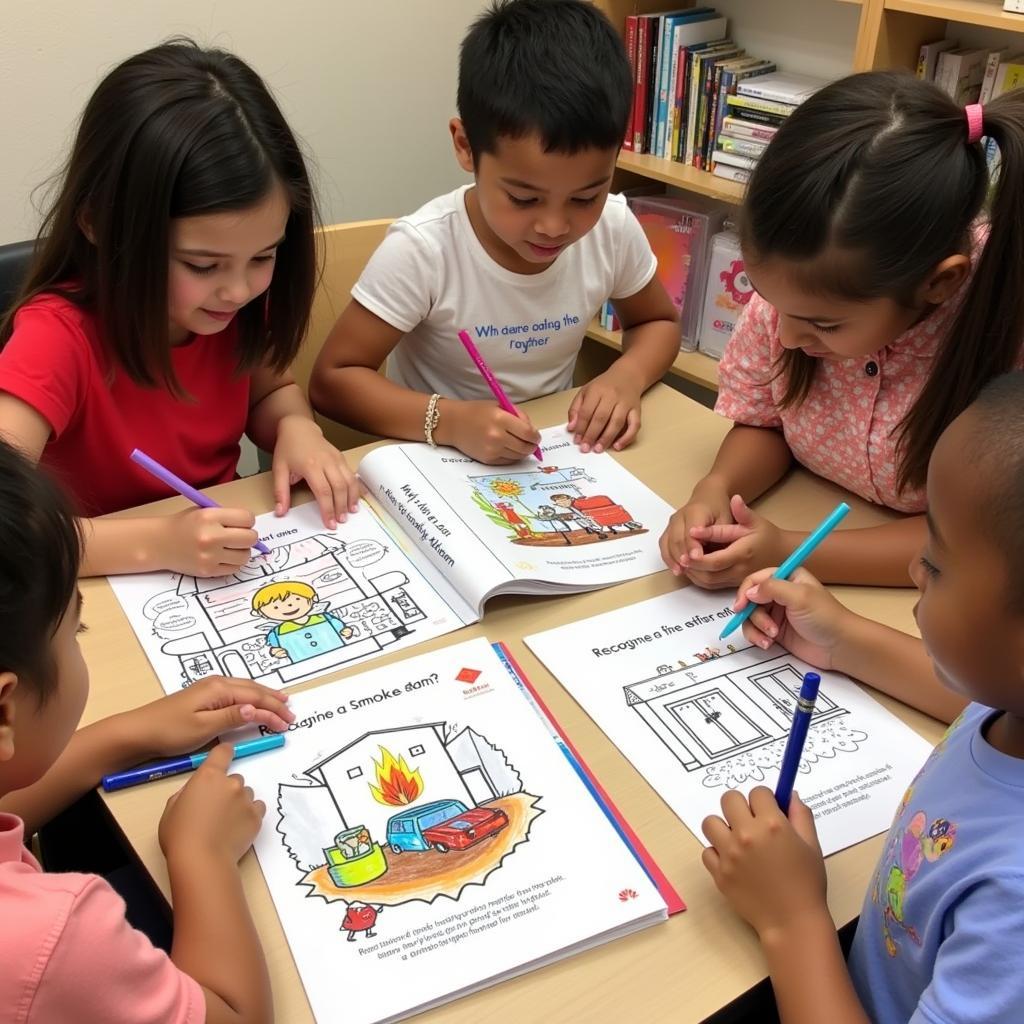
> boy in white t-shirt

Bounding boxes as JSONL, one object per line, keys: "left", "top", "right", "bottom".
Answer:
{"left": 310, "top": 0, "right": 679, "bottom": 465}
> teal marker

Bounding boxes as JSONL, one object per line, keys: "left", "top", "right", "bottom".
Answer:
{"left": 719, "top": 502, "right": 851, "bottom": 640}
{"left": 101, "top": 733, "right": 286, "bottom": 791}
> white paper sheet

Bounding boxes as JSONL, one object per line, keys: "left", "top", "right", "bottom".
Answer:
{"left": 526, "top": 589, "right": 936, "bottom": 856}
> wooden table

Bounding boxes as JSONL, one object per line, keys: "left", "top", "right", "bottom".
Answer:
{"left": 79, "top": 385, "right": 944, "bottom": 1024}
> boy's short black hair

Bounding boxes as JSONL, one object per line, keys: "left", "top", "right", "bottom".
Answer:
{"left": 964, "top": 373, "right": 1024, "bottom": 609}
{"left": 457, "top": 0, "right": 632, "bottom": 159}
{"left": 0, "top": 440, "right": 82, "bottom": 702}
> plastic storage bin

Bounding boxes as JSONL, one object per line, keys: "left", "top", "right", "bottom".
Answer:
{"left": 627, "top": 194, "right": 728, "bottom": 351}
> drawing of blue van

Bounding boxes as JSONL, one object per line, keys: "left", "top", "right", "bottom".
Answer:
{"left": 386, "top": 799, "right": 509, "bottom": 854}
{"left": 386, "top": 800, "right": 467, "bottom": 853}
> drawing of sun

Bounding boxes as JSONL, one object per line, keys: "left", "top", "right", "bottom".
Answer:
{"left": 489, "top": 479, "right": 523, "bottom": 498}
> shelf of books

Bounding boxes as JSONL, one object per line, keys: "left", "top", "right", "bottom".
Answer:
{"left": 884, "top": 1, "right": 1024, "bottom": 33}
{"left": 587, "top": 321, "right": 721, "bottom": 391}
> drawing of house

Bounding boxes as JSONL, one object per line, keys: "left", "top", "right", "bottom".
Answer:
{"left": 624, "top": 653, "right": 846, "bottom": 771}
{"left": 155, "top": 533, "right": 427, "bottom": 687}
{"left": 304, "top": 724, "right": 506, "bottom": 842}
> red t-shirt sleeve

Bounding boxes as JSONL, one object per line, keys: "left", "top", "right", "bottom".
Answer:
{"left": 29, "top": 876, "right": 205, "bottom": 1024}
{"left": 0, "top": 302, "right": 92, "bottom": 438}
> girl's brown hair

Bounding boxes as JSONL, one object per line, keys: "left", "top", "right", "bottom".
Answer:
{"left": 740, "top": 70, "right": 1024, "bottom": 493}
{"left": 0, "top": 39, "right": 318, "bottom": 392}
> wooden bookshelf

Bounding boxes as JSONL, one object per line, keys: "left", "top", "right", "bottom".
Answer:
{"left": 882, "top": 0, "right": 1024, "bottom": 32}
{"left": 588, "top": 321, "right": 721, "bottom": 390}
{"left": 615, "top": 150, "right": 745, "bottom": 202}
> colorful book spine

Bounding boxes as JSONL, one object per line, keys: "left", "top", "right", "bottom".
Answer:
{"left": 712, "top": 163, "right": 751, "bottom": 184}
{"left": 727, "top": 93, "right": 796, "bottom": 118}
{"left": 717, "top": 135, "right": 768, "bottom": 159}
{"left": 633, "top": 16, "right": 650, "bottom": 152}
{"left": 623, "top": 15, "right": 639, "bottom": 150}
{"left": 721, "top": 115, "right": 779, "bottom": 142}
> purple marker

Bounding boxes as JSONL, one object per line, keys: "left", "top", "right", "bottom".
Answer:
{"left": 130, "top": 448, "right": 271, "bottom": 555}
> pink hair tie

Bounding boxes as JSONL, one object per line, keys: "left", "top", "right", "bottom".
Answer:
{"left": 965, "top": 103, "right": 984, "bottom": 145}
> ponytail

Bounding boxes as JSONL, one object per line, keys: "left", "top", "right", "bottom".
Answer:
{"left": 894, "top": 89, "right": 1024, "bottom": 492}
{"left": 740, "top": 71, "right": 1024, "bottom": 494}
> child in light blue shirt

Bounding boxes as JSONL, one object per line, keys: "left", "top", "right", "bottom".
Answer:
{"left": 699, "top": 371, "right": 1024, "bottom": 1023}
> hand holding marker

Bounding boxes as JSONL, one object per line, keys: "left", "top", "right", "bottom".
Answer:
{"left": 457, "top": 330, "right": 543, "bottom": 462}
{"left": 774, "top": 671, "right": 821, "bottom": 812}
{"left": 718, "top": 502, "right": 851, "bottom": 640}
{"left": 130, "top": 448, "right": 272, "bottom": 555}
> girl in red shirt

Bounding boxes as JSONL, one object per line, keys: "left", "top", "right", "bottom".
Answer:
{"left": 0, "top": 40, "right": 358, "bottom": 577}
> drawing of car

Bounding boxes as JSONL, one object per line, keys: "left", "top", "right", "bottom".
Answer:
{"left": 385, "top": 799, "right": 509, "bottom": 854}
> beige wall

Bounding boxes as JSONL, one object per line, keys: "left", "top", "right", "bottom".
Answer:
{"left": 0, "top": 0, "right": 486, "bottom": 243}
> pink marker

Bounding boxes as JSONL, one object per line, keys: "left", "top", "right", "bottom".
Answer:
{"left": 457, "top": 330, "right": 543, "bottom": 462}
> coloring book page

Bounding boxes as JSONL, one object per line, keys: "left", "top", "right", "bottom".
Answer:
{"left": 357, "top": 425, "right": 673, "bottom": 612}
{"left": 109, "top": 502, "right": 473, "bottom": 695}
{"left": 526, "top": 589, "right": 935, "bottom": 856}
{"left": 242, "top": 639, "right": 668, "bottom": 1024}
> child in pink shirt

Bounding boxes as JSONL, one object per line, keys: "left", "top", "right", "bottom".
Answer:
{"left": 660, "top": 71, "right": 1024, "bottom": 588}
{"left": 0, "top": 440, "right": 294, "bottom": 1023}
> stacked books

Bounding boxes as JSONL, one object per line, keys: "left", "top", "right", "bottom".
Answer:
{"left": 917, "top": 40, "right": 1024, "bottom": 106}
{"left": 623, "top": 8, "right": 778, "bottom": 170}
{"left": 621, "top": 9, "right": 829, "bottom": 182}
{"left": 917, "top": 40, "right": 1024, "bottom": 167}
{"left": 710, "top": 72, "right": 828, "bottom": 185}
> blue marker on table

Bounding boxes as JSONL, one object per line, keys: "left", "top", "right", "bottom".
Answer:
{"left": 101, "top": 733, "right": 285, "bottom": 792}
{"left": 718, "top": 501, "right": 850, "bottom": 640}
{"left": 774, "top": 671, "right": 821, "bottom": 813}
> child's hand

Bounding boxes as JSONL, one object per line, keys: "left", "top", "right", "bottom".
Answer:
{"left": 118, "top": 676, "right": 294, "bottom": 761}
{"left": 159, "top": 742, "right": 266, "bottom": 865}
{"left": 734, "top": 566, "right": 853, "bottom": 670}
{"left": 567, "top": 365, "right": 644, "bottom": 453}
{"left": 441, "top": 400, "right": 541, "bottom": 464}
{"left": 161, "top": 506, "right": 261, "bottom": 578}
{"left": 702, "top": 788, "right": 828, "bottom": 941}
{"left": 683, "top": 495, "right": 787, "bottom": 589}
{"left": 660, "top": 479, "right": 734, "bottom": 575}
{"left": 272, "top": 414, "right": 360, "bottom": 529}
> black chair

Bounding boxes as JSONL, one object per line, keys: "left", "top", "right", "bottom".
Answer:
{"left": 0, "top": 239, "right": 36, "bottom": 319}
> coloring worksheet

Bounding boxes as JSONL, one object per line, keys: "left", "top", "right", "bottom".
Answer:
{"left": 242, "top": 639, "right": 674, "bottom": 1024}
{"left": 109, "top": 427, "right": 673, "bottom": 694}
{"left": 526, "top": 589, "right": 935, "bottom": 855}
{"left": 109, "top": 502, "right": 472, "bottom": 695}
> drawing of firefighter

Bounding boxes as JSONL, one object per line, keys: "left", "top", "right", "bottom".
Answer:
{"left": 252, "top": 581, "right": 353, "bottom": 663}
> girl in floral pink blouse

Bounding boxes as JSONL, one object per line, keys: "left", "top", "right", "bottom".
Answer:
{"left": 660, "top": 71, "right": 1024, "bottom": 588}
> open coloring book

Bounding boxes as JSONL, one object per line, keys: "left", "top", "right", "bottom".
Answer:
{"left": 110, "top": 426, "right": 672, "bottom": 695}
{"left": 526, "top": 589, "right": 935, "bottom": 856}
{"left": 241, "top": 638, "right": 680, "bottom": 1024}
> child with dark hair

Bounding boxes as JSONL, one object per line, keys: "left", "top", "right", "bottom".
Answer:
{"left": 702, "top": 370, "right": 1024, "bottom": 1023}
{"left": 0, "top": 40, "right": 359, "bottom": 579}
{"left": 0, "top": 439, "right": 294, "bottom": 1022}
{"left": 660, "top": 71, "right": 1024, "bottom": 589}
{"left": 312, "top": 0, "right": 679, "bottom": 465}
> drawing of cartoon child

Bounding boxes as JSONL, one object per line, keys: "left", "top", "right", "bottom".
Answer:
{"left": 252, "top": 581, "right": 353, "bottom": 663}
{"left": 341, "top": 902, "right": 382, "bottom": 942}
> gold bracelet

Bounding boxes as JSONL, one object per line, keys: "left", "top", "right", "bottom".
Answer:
{"left": 424, "top": 393, "right": 441, "bottom": 447}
